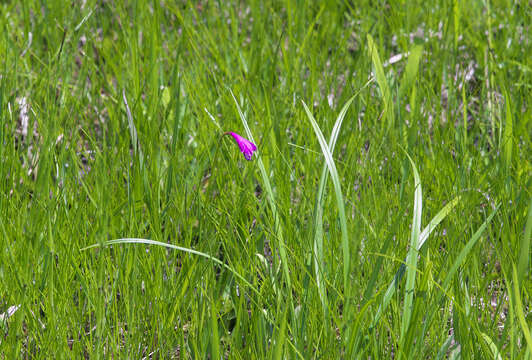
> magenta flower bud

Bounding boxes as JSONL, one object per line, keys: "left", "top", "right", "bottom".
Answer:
{"left": 224, "top": 132, "right": 257, "bottom": 161}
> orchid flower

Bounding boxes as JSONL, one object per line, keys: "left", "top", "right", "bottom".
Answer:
{"left": 224, "top": 132, "right": 257, "bottom": 161}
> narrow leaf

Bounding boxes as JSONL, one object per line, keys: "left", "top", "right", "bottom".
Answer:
{"left": 517, "top": 197, "right": 532, "bottom": 285}
{"left": 401, "top": 153, "right": 422, "bottom": 340}
{"left": 302, "top": 100, "right": 351, "bottom": 294}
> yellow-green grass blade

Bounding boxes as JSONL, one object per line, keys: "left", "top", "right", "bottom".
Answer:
{"left": 481, "top": 332, "right": 503, "bottom": 360}
{"left": 399, "top": 44, "right": 423, "bottom": 96}
{"left": 418, "top": 196, "right": 461, "bottom": 250}
{"left": 367, "top": 34, "right": 393, "bottom": 131}
{"left": 302, "top": 100, "right": 350, "bottom": 295}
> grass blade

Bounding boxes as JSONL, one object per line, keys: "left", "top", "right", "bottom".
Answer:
{"left": 512, "top": 265, "right": 532, "bottom": 353}
{"left": 502, "top": 88, "right": 513, "bottom": 171}
{"left": 273, "top": 305, "right": 288, "bottom": 360}
{"left": 122, "top": 90, "right": 143, "bottom": 163}
{"left": 400, "top": 152, "right": 422, "bottom": 343}
{"left": 481, "top": 332, "right": 503, "bottom": 360}
{"left": 399, "top": 45, "right": 423, "bottom": 96}
{"left": 301, "top": 100, "right": 350, "bottom": 295}
{"left": 517, "top": 197, "right": 532, "bottom": 285}
{"left": 210, "top": 300, "right": 220, "bottom": 360}
{"left": 81, "top": 238, "right": 260, "bottom": 297}
{"left": 418, "top": 196, "right": 461, "bottom": 250}
{"left": 313, "top": 92, "right": 359, "bottom": 317}
{"left": 367, "top": 34, "right": 393, "bottom": 131}
{"left": 416, "top": 206, "right": 500, "bottom": 350}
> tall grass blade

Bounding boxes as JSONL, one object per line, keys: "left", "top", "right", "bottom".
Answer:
{"left": 313, "top": 91, "right": 362, "bottom": 317}
{"left": 435, "top": 335, "right": 455, "bottom": 360}
{"left": 302, "top": 100, "right": 350, "bottom": 295}
{"left": 417, "top": 207, "right": 499, "bottom": 346}
{"left": 400, "top": 152, "right": 422, "bottom": 343}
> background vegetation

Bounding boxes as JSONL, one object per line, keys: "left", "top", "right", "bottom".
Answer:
{"left": 0, "top": 0, "right": 530, "bottom": 358}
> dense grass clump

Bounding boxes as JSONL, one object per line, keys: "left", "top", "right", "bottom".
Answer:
{"left": 0, "top": 1, "right": 530, "bottom": 358}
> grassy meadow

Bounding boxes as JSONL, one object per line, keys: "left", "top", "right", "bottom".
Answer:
{"left": 0, "top": 0, "right": 531, "bottom": 358}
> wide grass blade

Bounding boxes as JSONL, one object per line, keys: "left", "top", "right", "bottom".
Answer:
{"left": 399, "top": 45, "right": 423, "bottom": 96}
{"left": 481, "top": 332, "right": 503, "bottom": 360}
{"left": 302, "top": 100, "right": 350, "bottom": 295}
{"left": 418, "top": 196, "right": 461, "bottom": 250}
{"left": 400, "top": 152, "right": 422, "bottom": 343}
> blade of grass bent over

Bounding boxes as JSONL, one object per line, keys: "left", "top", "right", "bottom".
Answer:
{"left": 81, "top": 238, "right": 260, "bottom": 296}
{"left": 400, "top": 153, "right": 422, "bottom": 343}
{"left": 302, "top": 100, "right": 350, "bottom": 295}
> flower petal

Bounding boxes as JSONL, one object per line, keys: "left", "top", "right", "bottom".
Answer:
{"left": 225, "top": 132, "right": 257, "bottom": 160}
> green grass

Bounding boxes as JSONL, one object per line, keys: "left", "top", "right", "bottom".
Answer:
{"left": 0, "top": 0, "right": 530, "bottom": 358}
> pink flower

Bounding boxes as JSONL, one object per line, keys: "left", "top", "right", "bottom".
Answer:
{"left": 224, "top": 132, "right": 257, "bottom": 161}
